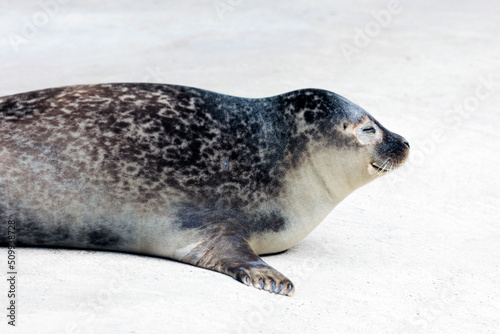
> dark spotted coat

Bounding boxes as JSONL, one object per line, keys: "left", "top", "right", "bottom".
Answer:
{"left": 0, "top": 83, "right": 362, "bottom": 248}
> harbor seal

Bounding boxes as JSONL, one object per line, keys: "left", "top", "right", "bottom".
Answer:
{"left": 0, "top": 83, "right": 409, "bottom": 296}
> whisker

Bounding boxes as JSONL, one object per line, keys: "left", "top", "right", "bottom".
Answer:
{"left": 386, "top": 160, "right": 408, "bottom": 188}
{"left": 375, "top": 160, "right": 387, "bottom": 177}
{"left": 375, "top": 158, "right": 390, "bottom": 178}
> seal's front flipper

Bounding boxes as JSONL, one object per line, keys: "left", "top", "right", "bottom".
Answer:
{"left": 231, "top": 259, "right": 295, "bottom": 296}
{"left": 177, "top": 227, "right": 295, "bottom": 296}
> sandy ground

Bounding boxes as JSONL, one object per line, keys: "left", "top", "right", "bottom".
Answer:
{"left": 1, "top": 0, "right": 499, "bottom": 333}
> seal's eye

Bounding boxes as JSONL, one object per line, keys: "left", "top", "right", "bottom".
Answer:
{"left": 362, "top": 126, "right": 376, "bottom": 134}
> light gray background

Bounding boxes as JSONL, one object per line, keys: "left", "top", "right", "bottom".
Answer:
{"left": 1, "top": 0, "right": 499, "bottom": 333}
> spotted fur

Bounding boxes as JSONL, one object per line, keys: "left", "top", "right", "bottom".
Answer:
{"left": 0, "top": 84, "right": 409, "bottom": 295}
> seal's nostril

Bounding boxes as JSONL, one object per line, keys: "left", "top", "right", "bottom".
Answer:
{"left": 403, "top": 141, "right": 410, "bottom": 148}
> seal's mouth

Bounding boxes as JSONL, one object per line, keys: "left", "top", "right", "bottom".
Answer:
{"left": 370, "top": 162, "right": 392, "bottom": 174}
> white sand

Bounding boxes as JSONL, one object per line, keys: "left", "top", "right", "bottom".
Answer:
{"left": 1, "top": 0, "right": 499, "bottom": 333}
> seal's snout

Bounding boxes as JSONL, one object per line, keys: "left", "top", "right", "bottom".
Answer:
{"left": 367, "top": 130, "right": 410, "bottom": 176}
{"left": 385, "top": 132, "right": 409, "bottom": 158}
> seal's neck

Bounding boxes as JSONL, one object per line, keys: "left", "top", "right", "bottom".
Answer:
{"left": 267, "top": 152, "right": 358, "bottom": 252}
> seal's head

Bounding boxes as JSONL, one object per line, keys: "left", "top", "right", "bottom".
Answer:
{"left": 287, "top": 89, "right": 410, "bottom": 199}
{"left": 350, "top": 114, "right": 410, "bottom": 177}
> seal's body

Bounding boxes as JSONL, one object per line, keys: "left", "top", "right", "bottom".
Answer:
{"left": 0, "top": 84, "right": 409, "bottom": 295}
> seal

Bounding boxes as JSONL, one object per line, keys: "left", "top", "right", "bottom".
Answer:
{"left": 0, "top": 83, "right": 409, "bottom": 296}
